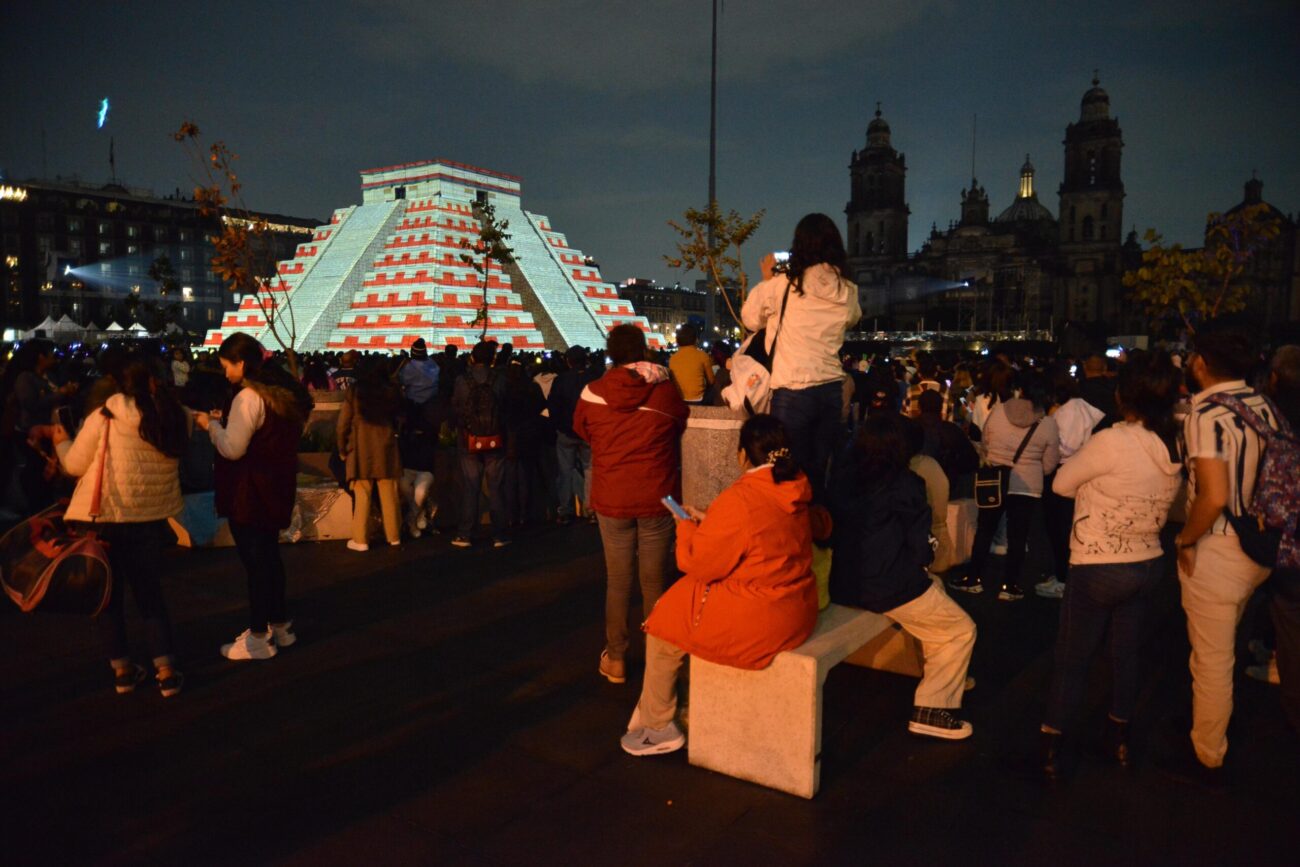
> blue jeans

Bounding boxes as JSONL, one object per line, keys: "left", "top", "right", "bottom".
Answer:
{"left": 458, "top": 450, "right": 507, "bottom": 538}
{"left": 770, "top": 381, "right": 842, "bottom": 501}
{"left": 1043, "top": 557, "right": 1164, "bottom": 730}
{"left": 555, "top": 432, "right": 592, "bottom": 518}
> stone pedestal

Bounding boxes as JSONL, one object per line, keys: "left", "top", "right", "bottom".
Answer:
{"left": 681, "top": 405, "right": 748, "bottom": 509}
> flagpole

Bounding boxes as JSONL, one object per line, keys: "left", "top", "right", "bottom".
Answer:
{"left": 705, "top": 0, "right": 719, "bottom": 339}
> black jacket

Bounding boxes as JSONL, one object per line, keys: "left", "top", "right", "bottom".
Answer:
{"left": 548, "top": 365, "right": 601, "bottom": 438}
{"left": 828, "top": 455, "right": 934, "bottom": 613}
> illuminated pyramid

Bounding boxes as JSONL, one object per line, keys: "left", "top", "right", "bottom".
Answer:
{"left": 204, "top": 159, "right": 660, "bottom": 352}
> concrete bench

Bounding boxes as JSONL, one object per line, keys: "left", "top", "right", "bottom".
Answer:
{"left": 687, "top": 603, "right": 923, "bottom": 799}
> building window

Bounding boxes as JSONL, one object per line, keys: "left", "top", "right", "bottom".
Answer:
{"left": 126, "top": 225, "right": 139, "bottom": 238}
{"left": 128, "top": 265, "right": 141, "bottom": 277}
{"left": 179, "top": 248, "right": 192, "bottom": 262}
{"left": 98, "top": 221, "right": 112, "bottom": 235}
{"left": 35, "top": 213, "right": 53, "bottom": 230}
{"left": 154, "top": 226, "right": 168, "bottom": 242}
{"left": 181, "top": 267, "right": 193, "bottom": 281}
{"left": 1100, "top": 203, "right": 1109, "bottom": 220}
{"left": 101, "top": 262, "right": 113, "bottom": 275}
{"left": 68, "top": 238, "right": 83, "bottom": 255}
{"left": 1082, "top": 216, "right": 1095, "bottom": 241}
{"left": 99, "top": 241, "right": 113, "bottom": 255}
{"left": 178, "top": 230, "right": 191, "bottom": 242}
{"left": 67, "top": 217, "right": 82, "bottom": 233}
{"left": 207, "top": 307, "right": 217, "bottom": 322}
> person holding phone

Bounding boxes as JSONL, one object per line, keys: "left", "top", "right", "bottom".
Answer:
{"left": 622, "top": 415, "right": 823, "bottom": 756}
{"left": 742, "top": 214, "right": 861, "bottom": 501}
{"left": 195, "top": 332, "right": 312, "bottom": 661}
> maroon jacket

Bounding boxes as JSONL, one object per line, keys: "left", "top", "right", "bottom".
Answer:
{"left": 214, "top": 381, "right": 306, "bottom": 530}
{"left": 573, "top": 365, "right": 688, "bottom": 518}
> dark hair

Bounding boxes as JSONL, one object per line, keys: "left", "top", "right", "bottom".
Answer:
{"left": 739, "top": 414, "right": 799, "bottom": 484}
{"left": 607, "top": 324, "right": 647, "bottom": 365}
{"left": 850, "top": 413, "right": 909, "bottom": 484}
{"left": 979, "top": 361, "right": 1014, "bottom": 405}
{"left": 677, "top": 324, "right": 698, "bottom": 346}
{"left": 786, "top": 213, "right": 847, "bottom": 297}
{"left": 915, "top": 351, "right": 938, "bottom": 381}
{"left": 118, "top": 357, "right": 188, "bottom": 458}
{"left": 1018, "top": 371, "right": 1050, "bottom": 411}
{"left": 917, "top": 389, "right": 943, "bottom": 416}
{"left": 1116, "top": 349, "right": 1181, "bottom": 447}
{"left": 1193, "top": 330, "right": 1256, "bottom": 381}
{"left": 1049, "top": 362, "right": 1080, "bottom": 406}
{"left": 354, "top": 361, "right": 399, "bottom": 425}
{"left": 470, "top": 341, "right": 496, "bottom": 366}
{"left": 217, "top": 332, "right": 267, "bottom": 379}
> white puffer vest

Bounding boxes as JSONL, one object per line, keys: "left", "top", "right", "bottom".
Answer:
{"left": 57, "top": 393, "right": 184, "bottom": 523}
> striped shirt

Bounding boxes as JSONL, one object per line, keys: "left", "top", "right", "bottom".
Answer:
{"left": 1181, "top": 380, "right": 1279, "bottom": 536}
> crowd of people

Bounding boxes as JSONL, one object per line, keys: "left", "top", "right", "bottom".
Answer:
{"left": 3, "top": 211, "right": 1298, "bottom": 792}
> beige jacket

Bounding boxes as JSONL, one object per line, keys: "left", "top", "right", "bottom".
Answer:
{"left": 742, "top": 264, "right": 861, "bottom": 391}
{"left": 56, "top": 393, "right": 184, "bottom": 523}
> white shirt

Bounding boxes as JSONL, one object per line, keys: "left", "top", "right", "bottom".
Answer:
{"left": 208, "top": 387, "right": 266, "bottom": 460}
{"left": 1182, "top": 380, "right": 1278, "bottom": 536}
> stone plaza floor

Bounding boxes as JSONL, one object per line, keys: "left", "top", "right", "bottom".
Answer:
{"left": 2, "top": 521, "right": 1297, "bottom": 865}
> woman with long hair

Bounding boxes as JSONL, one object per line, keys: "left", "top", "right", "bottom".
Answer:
{"left": 1039, "top": 351, "right": 1184, "bottom": 778}
{"left": 195, "top": 332, "right": 312, "bottom": 660}
{"left": 337, "top": 359, "right": 403, "bottom": 550}
{"left": 44, "top": 354, "right": 189, "bottom": 696}
{"left": 741, "top": 213, "right": 861, "bottom": 500}
{"left": 829, "top": 414, "right": 977, "bottom": 740}
{"left": 622, "top": 415, "right": 821, "bottom": 756}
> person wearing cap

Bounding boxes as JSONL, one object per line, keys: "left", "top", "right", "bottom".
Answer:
{"left": 330, "top": 351, "right": 360, "bottom": 391}
{"left": 548, "top": 345, "right": 601, "bottom": 524}
{"left": 399, "top": 338, "right": 440, "bottom": 407}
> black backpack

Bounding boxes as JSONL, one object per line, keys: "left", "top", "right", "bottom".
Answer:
{"left": 465, "top": 371, "right": 501, "bottom": 438}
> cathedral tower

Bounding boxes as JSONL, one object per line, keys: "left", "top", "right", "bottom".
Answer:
{"left": 1058, "top": 75, "right": 1126, "bottom": 324}
{"left": 846, "top": 104, "right": 910, "bottom": 271}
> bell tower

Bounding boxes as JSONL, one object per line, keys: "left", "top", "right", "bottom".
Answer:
{"left": 846, "top": 103, "right": 910, "bottom": 270}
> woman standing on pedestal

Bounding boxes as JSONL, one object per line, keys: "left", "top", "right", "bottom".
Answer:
{"left": 742, "top": 213, "right": 861, "bottom": 501}
{"left": 196, "top": 333, "right": 312, "bottom": 661}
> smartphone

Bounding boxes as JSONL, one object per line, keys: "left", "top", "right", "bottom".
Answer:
{"left": 661, "top": 495, "right": 692, "bottom": 522}
{"left": 773, "top": 251, "right": 791, "bottom": 263}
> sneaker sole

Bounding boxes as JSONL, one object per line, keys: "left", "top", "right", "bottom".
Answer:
{"left": 222, "top": 646, "right": 278, "bottom": 661}
{"left": 600, "top": 668, "right": 627, "bottom": 684}
{"left": 949, "top": 584, "right": 984, "bottom": 595}
{"left": 621, "top": 734, "right": 686, "bottom": 756}
{"left": 908, "top": 721, "right": 973, "bottom": 740}
{"left": 451, "top": 540, "right": 472, "bottom": 548}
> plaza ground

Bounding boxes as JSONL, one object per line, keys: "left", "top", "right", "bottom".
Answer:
{"left": 2, "top": 523, "right": 1297, "bottom": 865}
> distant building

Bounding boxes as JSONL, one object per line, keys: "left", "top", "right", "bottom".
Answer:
{"left": 1219, "top": 175, "right": 1299, "bottom": 330}
{"left": 0, "top": 177, "right": 318, "bottom": 332}
{"left": 846, "top": 78, "right": 1141, "bottom": 334}
{"left": 618, "top": 278, "right": 707, "bottom": 345}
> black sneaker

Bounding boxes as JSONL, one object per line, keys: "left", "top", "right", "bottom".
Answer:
{"left": 114, "top": 663, "right": 147, "bottom": 694}
{"left": 997, "top": 584, "right": 1025, "bottom": 602}
{"left": 156, "top": 670, "right": 185, "bottom": 698}
{"left": 948, "top": 574, "right": 984, "bottom": 595}
{"left": 908, "top": 706, "right": 973, "bottom": 740}
{"left": 1156, "top": 741, "right": 1228, "bottom": 791}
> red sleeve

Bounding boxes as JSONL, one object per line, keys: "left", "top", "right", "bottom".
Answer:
{"left": 677, "top": 487, "right": 748, "bottom": 583}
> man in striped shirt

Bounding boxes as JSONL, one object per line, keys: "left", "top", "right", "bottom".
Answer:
{"left": 1168, "top": 331, "right": 1275, "bottom": 787}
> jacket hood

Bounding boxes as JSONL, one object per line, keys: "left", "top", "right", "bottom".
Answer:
{"left": 797, "top": 263, "right": 855, "bottom": 303}
{"left": 593, "top": 366, "right": 663, "bottom": 411}
{"left": 1122, "top": 422, "right": 1183, "bottom": 476}
{"left": 1002, "top": 397, "right": 1042, "bottom": 428}
{"left": 739, "top": 466, "right": 812, "bottom": 515}
{"left": 1064, "top": 397, "right": 1106, "bottom": 430}
{"left": 245, "top": 379, "right": 311, "bottom": 426}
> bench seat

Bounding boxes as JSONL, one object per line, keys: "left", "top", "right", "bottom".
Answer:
{"left": 687, "top": 603, "right": 922, "bottom": 799}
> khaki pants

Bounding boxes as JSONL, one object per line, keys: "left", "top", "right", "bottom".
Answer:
{"left": 637, "top": 633, "right": 687, "bottom": 730}
{"left": 1178, "top": 534, "right": 1271, "bottom": 767}
{"left": 885, "top": 578, "right": 977, "bottom": 710}
{"left": 351, "top": 478, "right": 400, "bottom": 546}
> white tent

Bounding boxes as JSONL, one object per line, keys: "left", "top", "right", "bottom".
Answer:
{"left": 24, "top": 316, "right": 58, "bottom": 338}
{"left": 106, "top": 321, "right": 125, "bottom": 332}
{"left": 50, "top": 315, "right": 86, "bottom": 342}
{"left": 127, "top": 321, "right": 150, "bottom": 335}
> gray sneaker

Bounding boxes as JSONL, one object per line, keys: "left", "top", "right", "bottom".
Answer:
{"left": 621, "top": 721, "right": 686, "bottom": 756}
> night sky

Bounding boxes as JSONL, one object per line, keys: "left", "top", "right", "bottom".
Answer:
{"left": 3, "top": 1, "right": 1297, "bottom": 286}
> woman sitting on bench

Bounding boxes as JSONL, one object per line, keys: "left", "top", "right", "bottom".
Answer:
{"left": 621, "top": 414, "right": 824, "bottom": 756}
{"left": 828, "top": 413, "right": 977, "bottom": 740}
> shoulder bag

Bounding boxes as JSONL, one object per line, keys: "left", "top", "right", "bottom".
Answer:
{"left": 974, "top": 420, "right": 1040, "bottom": 510}
{"left": 0, "top": 414, "right": 114, "bottom": 616}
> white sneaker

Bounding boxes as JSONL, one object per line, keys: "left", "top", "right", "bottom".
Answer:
{"left": 620, "top": 721, "right": 686, "bottom": 756}
{"left": 270, "top": 621, "right": 297, "bottom": 648}
{"left": 347, "top": 540, "right": 369, "bottom": 552}
{"left": 221, "top": 629, "right": 277, "bottom": 661}
{"left": 416, "top": 511, "right": 429, "bottom": 531}
{"left": 1035, "top": 576, "right": 1066, "bottom": 598}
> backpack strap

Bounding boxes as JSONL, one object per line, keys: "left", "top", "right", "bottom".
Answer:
{"left": 1205, "top": 392, "right": 1285, "bottom": 439}
{"left": 767, "top": 280, "right": 793, "bottom": 362}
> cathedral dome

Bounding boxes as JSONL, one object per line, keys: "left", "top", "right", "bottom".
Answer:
{"left": 866, "top": 103, "right": 892, "bottom": 147}
{"left": 996, "top": 154, "right": 1056, "bottom": 224}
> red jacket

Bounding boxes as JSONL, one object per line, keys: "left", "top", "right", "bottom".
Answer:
{"left": 573, "top": 365, "right": 688, "bottom": 518}
{"left": 645, "top": 467, "right": 819, "bottom": 670}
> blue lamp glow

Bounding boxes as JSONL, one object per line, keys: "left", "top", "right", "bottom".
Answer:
{"left": 97, "top": 98, "right": 110, "bottom": 129}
